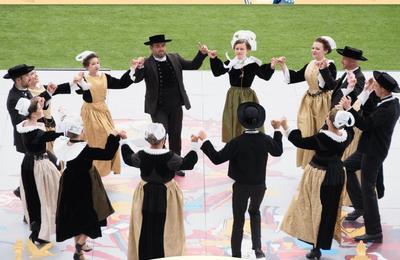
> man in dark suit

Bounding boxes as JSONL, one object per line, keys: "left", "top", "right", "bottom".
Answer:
{"left": 130, "top": 34, "right": 209, "bottom": 176}
{"left": 340, "top": 71, "right": 400, "bottom": 243}
{"left": 5, "top": 64, "right": 69, "bottom": 200}
{"left": 319, "top": 46, "right": 367, "bottom": 108}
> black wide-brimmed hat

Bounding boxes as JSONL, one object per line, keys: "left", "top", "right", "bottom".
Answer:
{"left": 373, "top": 71, "right": 400, "bottom": 93}
{"left": 3, "top": 64, "right": 35, "bottom": 79}
{"left": 237, "top": 102, "right": 266, "bottom": 129}
{"left": 336, "top": 46, "right": 368, "bottom": 61}
{"left": 144, "top": 34, "right": 172, "bottom": 45}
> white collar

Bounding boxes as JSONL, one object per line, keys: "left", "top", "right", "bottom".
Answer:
{"left": 245, "top": 130, "right": 259, "bottom": 134}
{"left": 223, "top": 54, "right": 261, "bottom": 70}
{"left": 320, "top": 129, "right": 348, "bottom": 143}
{"left": 377, "top": 95, "right": 395, "bottom": 107}
{"left": 153, "top": 55, "right": 167, "bottom": 62}
{"left": 16, "top": 120, "right": 46, "bottom": 133}
{"left": 53, "top": 136, "right": 87, "bottom": 162}
{"left": 143, "top": 147, "right": 170, "bottom": 155}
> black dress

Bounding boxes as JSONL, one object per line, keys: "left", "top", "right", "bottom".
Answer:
{"left": 55, "top": 134, "right": 120, "bottom": 242}
{"left": 17, "top": 121, "right": 63, "bottom": 241}
{"left": 121, "top": 144, "right": 198, "bottom": 260}
{"left": 210, "top": 57, "right": 275, "bottom": 142}
{"left": 281, "top": 127, "right": 354, "bottom": 249}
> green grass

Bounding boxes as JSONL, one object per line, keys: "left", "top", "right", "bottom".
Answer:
{"left": 0, "top": 5, "right": 399, "bottom": 70}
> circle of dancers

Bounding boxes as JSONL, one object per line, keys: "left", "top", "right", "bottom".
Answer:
{"left": 4, "top": 31, "right": 399, "bottom": 260}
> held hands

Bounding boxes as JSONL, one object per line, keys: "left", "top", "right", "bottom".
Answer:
{"left": 364, "top": 77, "right": 375, "bottom": 92}
{"left": 270, "top": 119, "right": 281, "bottom": 129}
{"left": 270, "top": 57, "right": 278, "bottom": 70}
{"left": 346, "top": 71, "right": 357, "bottom": 90}
{"left": 198, "top": 130, "right": 207, "bottom": 141}
{"left": 111, "top": 129, "right": 128, "bottom": 139}
{"left": 339, "top": 96, "right": 352, "bottom": 110}
{"left": 47, "top": 82, "right": 58, "bottom": 94}
{"left": 198, "top": 42, "right": 209, "bottom": 55}
{"left": 208, "top": 50, "right": 218, "bottom": 59}
{"left": 191, "top": 134, "right": 199, "bottom": 143}
{"left": 73, "top": 72, "right": 84, "bottom": 85}
{"left": 131, "top": 57, "right": 145, "bottom": 69}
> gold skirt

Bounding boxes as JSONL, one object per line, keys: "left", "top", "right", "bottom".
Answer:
{"left": 280, "top": 164, "right": 344, "bottom": 245}
{"left": 81, "top": 101, "right": 121, "bottom": 176}
{"left": 127, "top": 180, "right": 185, "bottom": 260}
{"left": 296, "top": 91, "right": 331, "bottom": 168}
{"left": 222, "top": 86, "right": 264, "bottom": 143}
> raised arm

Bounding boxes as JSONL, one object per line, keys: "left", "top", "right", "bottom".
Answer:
{"left": 106, "top": 71, "right": 134, "bottom": 89}
{"left": 177, "top": 51, "right": 207, "bottom": 70}
{"left": 83, "top": 134, "right": 120, "bottom": 160}
{"left": 121, "top": 143, "right": 141, "bottom": 168}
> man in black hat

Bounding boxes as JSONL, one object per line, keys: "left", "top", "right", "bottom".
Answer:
{"left": 130, "top": 34, "right": 209, "bottom": 176}
{"left": 4, "top": 64, "right": 58, "bottom": 201}
{"left": 198, "top": 102, "right": 283, "bottom": 258}
{"left": 319, "top": 46, "right": 367, "bottom": 108}
{"left": 340, "top": 71, "right": 400, "bottom": 243}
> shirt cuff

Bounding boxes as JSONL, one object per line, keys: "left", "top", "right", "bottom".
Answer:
{"left": 120, "top": 139, "right": 130, "bottom": 145}
{"left": 190, "top": 142, "right": 201, "bottom": 153}
{"left": 341, "top": 87, "right": 353, "bottom": 96}
{"left": 284, "top": 127, "right": 294, "bottom": 137}
{"left": 318, "top": 73, "right": 326, "bottom": 89}
{"left": 78, "top": 79, "right": 91, "bottom": 91}
{"left": 129, "top": 67, "right": 136, "bottom": 81}
{"left": 282, "top": 66, "right": 290, "bottom": 84}
{"left": 357, "top": 90, "right": 372, "bottom": 106}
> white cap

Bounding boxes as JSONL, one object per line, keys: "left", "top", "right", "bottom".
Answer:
{"left": 75, "top": 50, "right": 96, "bottom": 63}
{"left": 57, "top": 115, "right": 83, "bottom": 135}
{"left": 231, "top": 30, "right": 257, "bottom": 51}
{"left": 320, "top": 36, "right": 337, "bottom": 50}
{"left": 333, "top": 110, "right": 355, "bottom": 128}
{"left": 145, "top": 123, "right": 166, "bottom": 141}
{"left": 15, "top": 98, "right": 31, "bottom": 116}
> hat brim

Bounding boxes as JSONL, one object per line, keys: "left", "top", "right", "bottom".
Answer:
{"left": 336, "top": 49, "right": 368, "bottom": 61}
{"left": 144, "top": 39, "right": 172, "bottom": 45}
{"left": 3, "top": 65, "right": 34, "bottom": 79}
{"left": 373, "top": 71, "right": 400, "bottom": 93}
{"left": 237, "top": 102, "right": 266, "bottom": 129}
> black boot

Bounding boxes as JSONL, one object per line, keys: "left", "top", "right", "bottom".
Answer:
{"left": 306, "top": 248, "right": 321, "bottom": 259}
{"left": 74, "top": 243, "right": 85, "bottom": 260}
{"left": 29, "top": 221, "right": 49, "bottom": 245}
{"left": 254, "top": 248, "right": 265, "bottom": 258}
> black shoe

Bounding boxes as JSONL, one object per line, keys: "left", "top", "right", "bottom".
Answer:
{"left": 255, "top": 248, "right": 265, "bottom": 258}
{"left": 345, "top": 209, "right": 364, "bottom": 221}
{"left": 23, "top": 216, "right": 27, "bottom": 224}
{"left": 13, "top": 187, "right": 21, "bottom": 198}
{"left": 29, "top": 232, "right": 50, "bottom": 245}
{"left": 354, "top": 233, "right": 383, "bottom": 243}
{"left": 175, "top": 170, "right": 185, "bottom": 177}
{"left": 74, "top": 243, "right": 85, "bottom": 260}
{"left": 306, "top": 248, "right": 321, "bottom": 259}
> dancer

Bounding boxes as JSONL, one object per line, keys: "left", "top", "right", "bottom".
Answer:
{"left": 16, "top": 97, "right": 63, "bottom": 244}
{"left": 54, "top": 115, "right": 124, "bottom": 260}
{"left": 278, "top": 36, "right": 337, "bottom": 168}
{"left": 340, "top": 71, "right": 400, "bottom": 243}
{"left": 74, "top": 50, "right": 133, "bottom": 177}
{"left": 280, "top": 108, "right": 355, "bottom": 259}
{"left": 130, "top": 34, "right": 208, "bottom": 176}
{"left": 199, "top": 102, "right": 283, "bottom": 258}
{"left": 121, "top": 123, "right": 198, "bottom": 260}
{"left": 208, "top": 30, "right": 275, "bottom": 142}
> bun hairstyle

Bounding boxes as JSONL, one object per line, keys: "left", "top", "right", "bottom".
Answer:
{"left": 144, "top": 123, "right": 166, "bottom": 145}
{"left": 328, "top": 108, "right": 355, "bottom": 129}
{"left": 315, "top": 37, "right": 332, "bottom": 54}
{"left": 233, "top": 39, "right": 252, "bottom": 51}
{"left": 82, "top": 53, "right": 99, "bottom": 68}
{"left": 27, "top": 98, "right": 40, "bottom": 118}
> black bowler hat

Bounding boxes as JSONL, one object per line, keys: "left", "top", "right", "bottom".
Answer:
{"left": 3, "top": 64, "right": 35, "bottom": 79}
{"left": 336, "top": 46, "right": 368, "bottom": 61}
{"left": 237, "top": 102, "right": 266, "bottom": 129}
{"left": 373, "top": 71, "right": 400, "bottom": 93}
{"left": 144, "top": 34, "right": 172, "bottom": 45}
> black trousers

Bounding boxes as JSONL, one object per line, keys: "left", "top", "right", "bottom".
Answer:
{"left": 231, "top": 182, "right": 266, "bottom": 257}
{"left": 151, "top": 107, "right": 183, "bottom": 155}
{"left": 344, "top": 151, "right": 384, "bottom": 235}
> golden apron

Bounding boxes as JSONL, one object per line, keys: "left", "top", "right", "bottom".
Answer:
{"left": 296, "top": 61, "right": 332, "bottom": 168}
{"left": 127, "top": 180, "right": 185, "bottom": 260}
{"left": 81, "top": 73, "right": 121, "bottom": 176}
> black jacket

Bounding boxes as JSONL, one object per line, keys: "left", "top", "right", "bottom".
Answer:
{"left": 201, "top": 131, "right": 283, "bottom": 185}
{"left": 349, "top": 96, "right": 400, "bottom": 159}
{"left": 319, "top": 67, "right": 365, "bottom": 108}
{"left": 132, "top": 51, "right": 207, "bottom": 115}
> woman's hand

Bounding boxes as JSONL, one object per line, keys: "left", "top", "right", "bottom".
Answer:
{"left": 208, "top": 50, "right": 218, "bottom": 59}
